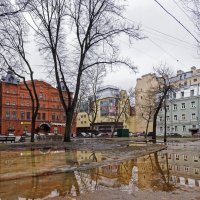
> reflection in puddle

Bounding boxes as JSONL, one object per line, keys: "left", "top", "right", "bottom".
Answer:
{"left": 0, "top": 145, "right": 199, "bottom": 199}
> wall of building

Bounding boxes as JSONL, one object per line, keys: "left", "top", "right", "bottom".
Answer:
{"left": 76, "top": 86, "right": 132, "bottom": 133}
{"left": 135, "top": 66, "right": 200, "bottom": 136}
{"left": 0, "top": 79, "right": 76, "bottom": 136}
{"left": 135, "top": 73, "right": 158, "bottom": 133}
{"left": 157, "top": 84, "right": 200, "bottom": 136}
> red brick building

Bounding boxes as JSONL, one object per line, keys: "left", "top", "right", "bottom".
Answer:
{"left": 0, "top": 70, "right": 76, "bottom": 136}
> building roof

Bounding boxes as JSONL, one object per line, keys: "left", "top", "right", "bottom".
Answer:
{"left": 1, "top": 70, "right": 20, "bottom": 85}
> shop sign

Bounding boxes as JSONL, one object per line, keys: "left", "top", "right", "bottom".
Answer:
{"left": 21, "top": 122, "right": 31, "bottom": 125}
{"left": 50, "top": 122, "right": 66, "bottom": 127}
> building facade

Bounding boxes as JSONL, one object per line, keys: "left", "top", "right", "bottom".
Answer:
{"left": 157, "top": 66, "right": 200, "bottom": 136}
{"left": 135, "top": 66, "right": 200, "bottom": 136}
{"left": 135, "top": 73, "right": 158, "bottom": 133}
{"left": 76, "top": 85, "right": 135, "bottom": 133}
{"left": 0, "top": 70, "right": 76, "bottom": 136}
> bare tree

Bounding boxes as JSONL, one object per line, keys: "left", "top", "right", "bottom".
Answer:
{"left": 0, "top": 9, "right": 39, "bottom": 142}
{"left": 0, "top": 0, "right": 30, "bottom": 17}
{"left": 137, "top": 89, "right": 156, "bottom": 138}
{"left": 152, "top": 64, "right": 174, "bottom": 143}
{"left": 108, "top": 90, "right": 131, "bottom": 138}
{"left": 85, "top": 67, "right": 105, "bottom": 137}
{"left": 25, "top": 0, "right": 144, "bottom": 142}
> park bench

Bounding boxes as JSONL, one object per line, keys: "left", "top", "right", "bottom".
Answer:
{"left": 0, "top": 136, "right": 16, "bottom": 143}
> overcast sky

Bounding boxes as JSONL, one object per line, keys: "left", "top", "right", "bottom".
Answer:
{"left": 26, "top": 0, "right": 200, "bottom": 91}
{"left": 103, "top": 0, "right": 199, "bottom": 90}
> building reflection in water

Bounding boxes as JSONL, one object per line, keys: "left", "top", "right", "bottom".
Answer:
{"left": 0, "top": 145, "right": 199, "bottom": 199}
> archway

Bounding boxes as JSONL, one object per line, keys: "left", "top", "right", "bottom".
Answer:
{"left": 39, "top": 123, "right": 51, "bottom": 134}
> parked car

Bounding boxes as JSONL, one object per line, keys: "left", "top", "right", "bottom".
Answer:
{"left": 113, "top": 132, "right": 118, "bottom": 136}
{"left": 169, "top": 133, "right": 182, "bottom": 138}
{"left": 129, "top": 132, "right": 134, "bottom": 137}
{"left": 192, "top": 133, "right": 200, "bottom": 138}
{"left": 136, "top": 132, "right": 145, "bottom": 137}
{"left": 96, "top": 132, "right": 109, "bottom": 137}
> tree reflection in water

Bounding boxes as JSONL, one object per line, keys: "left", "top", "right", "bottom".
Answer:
{"left": 0, "top": 149, "right": 189, "bottom": 199}
{"left": 154, "top": 152, "right": 174, "bottom": 191}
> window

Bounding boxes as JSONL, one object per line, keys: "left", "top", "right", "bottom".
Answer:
{"left": 167, "top": 116, "right": 170, "bottom": 121}
{"left": 167, "top": 126, "right": 170, "bottom": 131}
{"left": 12, "top": 111, "right": 17, "bottom": 119}
{"left": 191, "top": 101, "right": 196, "bottom": 108}
{"left": 194, "top": 78, "right": 197, "bottom": 82}
{"left": 182, "top": 114, "right": 186, "bottom": 120}
{"left": 174, "top": 115, "right": 177, "bottom": 120}
{"left": 5, "top": 101, "right": 10, "bottom": 105}
{"left": 173, "top": 104, "right": 177, "bottom": 110}
{"left": 166, "top": 105, "right": 169, "bottom": 110}
{"left": 42, "top": 113, "right": 46, "bottom": 120}
{"left": 37, "top": 113, "right": 41, "bottom": 120}
{"left": 193, "top": 155, "right": 199, "bottom": 162}
{"left": 175, "top": 154, "right": 179, "bottom": 160}
{"left": 194, "top": 168, "right": 199, "bottom": 174}
{"left": 183, "top": 154, "right": 188, "bottom": 161}
{"left": 185, "top": 167, "right": 189, "bottom": 172}
{"left": 191, "top": 113, "right": 196, "bottom": 120}
{"left": 175, "top": 126, "right": 178, "bottom": 131}
{"left": 160, "top": 127, "right": 163, "bottom": 132}
{"left": 173, "top": 92, "right": 176, "bottom": 99}
{"left": 39, "top": 93, "right": 43, "bottom": 99}
{"left": 190, "top": 90, "right": 194, "bottom": 96}
{"left": 181, "top": 91, "right": 184, "bottom": 98}
{"left": 184, "top": 81, "right": 187, "bottom": 86}
{"left": 181, "top": 103, "right": 185, "bottom": 109}
{"left": 160, "top": 116, "right": 163, "bottom": 121}
{"left": 52, "top": 113, "right": 55, "bottom": 121}
{"left": 21, "top": 112, "right": 25, "bottom": 120}
{"left": 27, "top": 112, "right": 30, "bottom": 120}
{"left": 168, "top": 164, "right": 172, "bottom": 170}
{"left": 6, "top": 110, "right": 10, "bottom": 119}
{"left": 183, "top": 126, "right": 186, "bottom": 132}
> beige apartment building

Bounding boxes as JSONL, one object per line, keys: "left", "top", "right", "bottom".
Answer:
{"left": 135, "top": 73, "right": 158, "bottom": 133}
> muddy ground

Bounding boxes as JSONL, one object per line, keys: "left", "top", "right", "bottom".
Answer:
{"left": 1, "top": 137, "right": 200, "bottom": 200}
{"left": 50, "top": 188, "right": 200, "bottom": 200}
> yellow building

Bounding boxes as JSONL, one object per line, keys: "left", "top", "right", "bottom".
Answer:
{"left": 76, "top": 86, "right": 136, "bottom": 134}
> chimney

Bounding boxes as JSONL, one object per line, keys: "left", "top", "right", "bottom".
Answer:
{"left": 177, "top": 70, "right": 183, "bottom": 75}
{"left": 191, "top": 66, "right": 196, "bottom": 75}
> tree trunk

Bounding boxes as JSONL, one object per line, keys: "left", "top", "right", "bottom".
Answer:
{"left": 164, "top": 98, "right": 167, "bottom": 143}
{"left": 64, "top": 111, "right": 74, "bottom": 142}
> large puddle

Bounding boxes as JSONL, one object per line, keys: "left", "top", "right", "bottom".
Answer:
{"left": 0, "top": 142, "right": 200, "bottom": 199}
